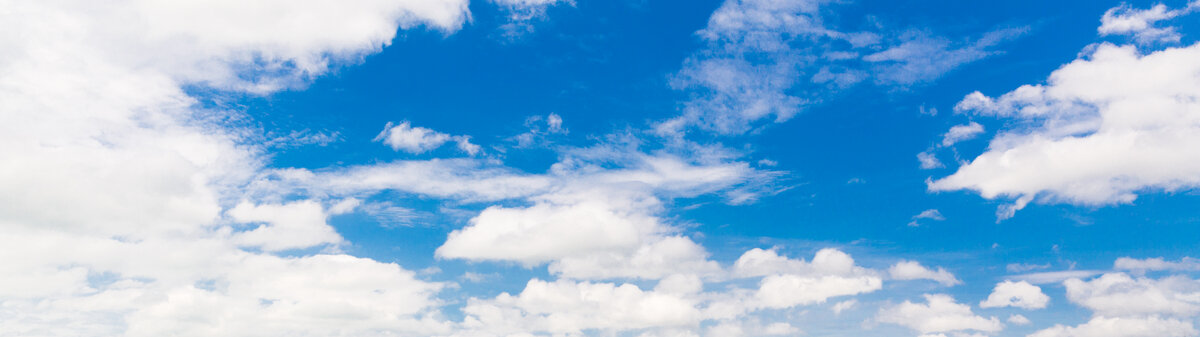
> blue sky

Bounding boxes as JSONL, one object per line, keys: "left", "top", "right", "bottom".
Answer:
{"left": 4, "top": 0, "right": 1200, "bottom": 336}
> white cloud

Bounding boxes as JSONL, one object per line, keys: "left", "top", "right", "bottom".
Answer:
{"left": 549, "top": 236, "right": 724, "bottom": 280}
{"left": 732, "top": 248, "right": 883, "bottom": 310}
{"left": 865, "top": 28, "right": 1027, "bottom": 85}
{"left": 941, "top": 122, "right": 985, "bottom": 147}
{"left": 979, "top": 280, "right": 1049, "bottom": 309}
{"left": 375, "top": 121, "right": 479, "bottom": 155}
{"left": 458, "top": 278, "right": 702, "bottom": 336}
{"left": 908, "top": 209, "right": 946, "bottom": 227}
{"left": 832, "top": 299, "right": 857, "bottom": 314}
{"left": 888, "top": 260, "right": 961, "bottom": 286}
{"left": 0, "top": 0, "right": 469, "bottom": 335}
{"left": 489, "top": 0, "right": 573, "bottom": 39}
{"left": 876, "top": 294, "right": 1003, "bottom": 335}
{"left": 1029, "top": 316, "right": 1198, "bottom": 337}
{"left": 931, "top": 41, "right": 1200, "bottom": 217}
{"left": 1064, "top": 273, "right": 1200, "bottom": 317}
{"left": 1009, "top": 270, "right": 1105, "bottom": 284}
{"left": 512, "top": 113, "right": 568, "bottom": 148}
{"left": 1006, "top": 263, "right": 1051, "bottom": 273}
{"left": 1027, "top": 268, "right": 1200, "bottom": 337}
{"left": 660, "top": 0, "right": 1022, "bottom": 136}
{"left": 1099, "top": 2, "right": 1199, "bottom": 44}
{"left": 1008, "top": 314, "right": 1032, "bottom": 325}
{"left": 437, "top": 199, "right": 658, "bottom": 266}
{"left": 1115, "top": 257, "right": 1200, "bottom": 273}
{"left": 226, "top": 200, "right": 344, "bottom": 252}
{"left": 755, "top": 273, "right": 882, "bottom": 309}
{"left": 919, "top": 151, "right": 945, "bottom": 169}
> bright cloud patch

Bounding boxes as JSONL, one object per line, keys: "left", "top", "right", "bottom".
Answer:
{"left": 931, "top": 40, "right": 1200, "bottom": 218}
{"left": 888, "top": 260, "right": 961, "bottom": 286}
{"left": 376, "top": 121, "right": 480, "bottom": 155}
{"left": 876, "top": 294, "right": 1003, "bottom": 335}
{"left": 979, "top": 280, "right": 1049, "bottom": 309}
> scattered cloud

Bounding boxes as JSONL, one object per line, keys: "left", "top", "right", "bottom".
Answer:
{"left": 980, "top": 280, "right": 1050, "bottom": 309}
{"left": 888, "top": 260, "right": 961, "bottom": 286}
{"left": 877, "top": 294, "right": 1004, "bottom": 335}
{"left": 919, "top": 151, "right": 945, "bottom": 169}
{"left": 908, "top": 209, "right": 946, "bottom": 227}
{"left": 1099, "top": 1, "right": 1199, "bottom": 44}
{"left": 660, "top": 0, "right": 1026, "bottom": 136}
{"left": 376, "top": 121, "right": 480, "bottom": 155}
{"left": 941, "top": 122, "right": 985, "bottom": 147}
{"left": 1115, "top": 257, "right": 1200, "bottom": 273}
{"left": 1008, "top": 314, "right": 1032, "bottom": 325}
{"left": 931, "top": 40, "right": 1200, "bottom": 218}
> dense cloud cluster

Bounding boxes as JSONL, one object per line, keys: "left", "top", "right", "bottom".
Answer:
{"left": 3, "top": 0, "right": 1199, "bottom": 336}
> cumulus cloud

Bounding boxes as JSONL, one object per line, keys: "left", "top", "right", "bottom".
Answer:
{"left": 0, "top": 0, "right": 475, "bottom": 335}
{"left": 1098, "top": 1, "right": 1199, "bottom": 44}
{"left": 1029, "top": 316, "right": 1198, "bottom": 337}
{"left": 888, "top": 260, "right": 961, "bottom": 286}
{"left": 458, "top": 278, "right": 702, "bottom": 336}
{"left": 979, "top": 280, "right": 1049, "bottom": 309}
{"left": 1028, "top": 271, "right": 1200, "bottom": 337}
{"left": 1064, "top": 273, "right": 1200, "bottom": 317}
{"left": 376, "top": 121, "right": 479, "bottom": 155}
{"left": 226, "top": 200, "right": 344, "bottom": 252}
{"left": 931, "top": 40, "right": 1200, "bottom": 218}
{"left": 876, "top": 294, "right": 1003, "bottom": 335}
{"left": 736, "top": 248, "right": 883, "bottom": 310}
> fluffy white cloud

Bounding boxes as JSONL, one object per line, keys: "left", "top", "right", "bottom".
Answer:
{"left": 1099, "top": 1, "right": 1198, "bottom": 44}
{"left": 1029, "top": 316, "right": 1198, "bottom": 337}
{"left": 226, "top": 200, "right": 344, "bottom": 252}
{"left": 888, "top": 260, "right": 961, "bottom": 286}
{"left": 426, "top": 153, "right": 766, "bottom": 280}
{"left": 733, "top": 248, "right": 882, "bottom": 309}
{"left": 549, "top": 236, "right": 723, "bottom": 280}
{"left": 755, "top": 273, "right": 881, "bottom": 309}
{"left": 437, "top": 199, "right": 661, "bottom": 266}
{"left": 1026, "top": 267, "right": 1200, "bottom": 337}
{"left": 375, "top": 121, "right": 480, "bottom": 155}
{"left": 1008, "top": 314, "right": 1032, "bottom": 325}
{"left": 0, "top": 0, "right": 469, "bottom": 335}
{"left": 979, "top": 280, "right": 1049, "bottom": 309}
{"left": 457, "top": 278, "right": 702, "bottom": 336}
{"left": 1064, "top": 273, "right": 1200, "bottom": 317}
{"left": 941, "top": 122, "right": 985, "bottom": 147}
{"left": 876, "top": 294, "right": 1003, "bottom": 335}
{"left": 931, "top": 40, "right": 1200, "bottom": 218}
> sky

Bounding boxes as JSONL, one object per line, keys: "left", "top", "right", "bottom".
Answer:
{"left": 3, "top": 0, "right": 1200, "bottom": 336}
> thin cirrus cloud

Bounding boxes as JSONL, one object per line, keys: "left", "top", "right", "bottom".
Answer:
{"left": 659, "top": 0, "right": 1026, "bottom": 136}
